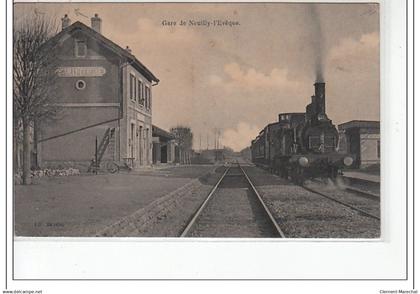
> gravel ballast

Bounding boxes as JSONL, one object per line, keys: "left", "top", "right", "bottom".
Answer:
{"left": 187, "top": 167, "right": 278, "bottom": 238}
{"left": 243, "top": 166, "right": 380, "bottom": 238}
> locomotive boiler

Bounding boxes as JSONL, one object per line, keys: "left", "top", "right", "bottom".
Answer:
{"left": 251, "top": 82, "right": 354, "bottom": 183}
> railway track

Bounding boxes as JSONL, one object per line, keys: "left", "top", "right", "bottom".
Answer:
{"left": 301, "top": 184, "right": 380, "bottom": 221}
{"left": 244, "top": 165, "right": 380, "bottom": 221}
{"left": 344, "top": 186, "right": 380, "bottom": 200}
{"left": 180, "top": 163, "right": 285, "bottom": 238}
{"left": 311, "top": 177, "right": 380, "bottom": 201}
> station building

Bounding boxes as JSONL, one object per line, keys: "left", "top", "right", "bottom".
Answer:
{"left": 338, "top": 120, "right": 380, "bottom": 168}
{"left": 37, "top": 14, "right": 160, "bottom": 169}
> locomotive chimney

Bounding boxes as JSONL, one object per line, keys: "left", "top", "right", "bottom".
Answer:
{"left": 314, "top": 82, "right": 326, "bottom": 114}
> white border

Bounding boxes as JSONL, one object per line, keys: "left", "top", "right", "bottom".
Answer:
{"left": 2, "top": 0, "right": 414, "bottom": 292}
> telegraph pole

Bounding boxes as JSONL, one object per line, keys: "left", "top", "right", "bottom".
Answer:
{"left": 214, "top": 128, "right": 217, "bottom": 150}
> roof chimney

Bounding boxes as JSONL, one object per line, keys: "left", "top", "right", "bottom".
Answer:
{"left": 125, "top": 46, "right": 132, "bottom": 54}
{"left": 61, "top": 14, "right": 71, "bottom": 30}
{"left": 91, "top": 13, "right": 102, "bottom": 33}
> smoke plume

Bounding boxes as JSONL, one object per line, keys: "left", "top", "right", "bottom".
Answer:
{"left": 307, "top": 5, "right": 325, "bottom": 82}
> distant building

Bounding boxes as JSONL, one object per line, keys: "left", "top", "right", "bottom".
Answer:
{"left": 338, "top": 120, "right": 380, "bottom": 168}
{"left": 37, "top": 14, "right": 160, "bottom": 170}
{"left": 192, "top": 149, "right": 224, "bottom": 164}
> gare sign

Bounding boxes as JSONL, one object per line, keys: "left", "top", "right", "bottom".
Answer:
{"left": 56, "top": 66, "right": 106, "bottom": 77}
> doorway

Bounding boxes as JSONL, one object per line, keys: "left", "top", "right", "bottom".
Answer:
{"left": 161, "top": 144, "right": 168, "bottom": 163}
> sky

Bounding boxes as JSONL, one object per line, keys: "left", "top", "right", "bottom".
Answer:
{"left": 14, "top": 3, "right": 380, "bottom": 151}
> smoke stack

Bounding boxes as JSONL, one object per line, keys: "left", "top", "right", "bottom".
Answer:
{"left": 314, "top": 82, "right": 325, "bottom": 114}
{"left": 91, "top": 13, "right": 102, "bottom": 34}
{"left": 61, "top": 14, "right": 71, "bottom": 30}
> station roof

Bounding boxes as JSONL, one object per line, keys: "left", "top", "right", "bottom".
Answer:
{"left": 152, "top": 125, "right": 174, "bottom": 140}
{"left": 47, "top": 21, "right": 159, "bottom": 83}
{"left": 338, "top": 120, "right": 380, "bottom": 130}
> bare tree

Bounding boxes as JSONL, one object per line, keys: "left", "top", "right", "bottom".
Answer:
{"left": 13, "top": 15, "right": 59, "bottom": 184}
{"left": 170, "top": 126, "right": 193, "bottom": 164}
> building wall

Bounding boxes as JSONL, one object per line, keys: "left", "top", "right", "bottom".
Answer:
{"left": 39, "top": 111, "right": 120, "bottom": 161}
{"left": 360, "top": 133, "right": 380, "bottom": 167}
{"left": 121, "top": 64, "right": 153, "bottom": 167}
{"left": 39, "top": 30, "right": 122, "bottom": 167}
{"left": 35, "top": 25, "right": 158, "bottom": 170}
{"left": 53, "top": 30, "right": 121, "bottom": 104}
{"left": 337, "top": 127, "right": 379, "bottom": 168}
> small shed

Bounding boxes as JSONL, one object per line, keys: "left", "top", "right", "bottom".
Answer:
{"left": 338, "top": 120, "right": 380, "bottom": 168}
{"left": 152, "top": 125, "right": 175, "bottom": 164}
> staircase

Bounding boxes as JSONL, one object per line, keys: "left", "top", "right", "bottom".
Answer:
{"left": 88, "top": 128, "right": 116, "bottom": 172}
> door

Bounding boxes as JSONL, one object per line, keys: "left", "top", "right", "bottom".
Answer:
{"left": 145, "top": 128, "right": 149, "bottom": 164}
{"left": 130, "top": 123, "right": 135, "bottom": 159}
{"left": 138, "top": 126, "right": 143, "bottom": 165}
{"left": 161, "top": 145, "right": 168, "bottom": 163}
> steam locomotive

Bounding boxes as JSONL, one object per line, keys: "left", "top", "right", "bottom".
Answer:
{"left": 250, "top": 82, "right": 354, "bottom": 183}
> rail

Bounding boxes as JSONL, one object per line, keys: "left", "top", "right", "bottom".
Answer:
{"left": 180, "top": 167, "right": 230, "bottom": 237}
{"left": 301, "top": 185, "right": 380, "bottom": 220}
{"left": 238, "top": 164, "right": 286, "bottom": 238}
{"left": 180, "top": 162, "right": 285, "bottom": 238}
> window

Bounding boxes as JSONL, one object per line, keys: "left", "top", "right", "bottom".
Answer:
{"left": 75, "top": 40, "right": 87, "bottom": 57}
{"left": 129, "top": 74, "right": 136, "bottom": 101}
{"left": 138, "top": 80, "right": 144, "bottom": 106}
{"left": 133, "top": 77, "right": 137, "bottom": 101}
{"left": 130, "top": 123, "right": 135, "bottom": 158}
{"left": 149, "top": 92, "right": 152, "bottom": 110}
{"left": 145, "top": 86, "right": 151, "bottom": 110}
{"left": 377, "top": 140, "right": 380, "bottom": 158}
{"left": 75, "top": 80, "right": 86, "bottom": 90}
{"left": 144, "top": 87, "right": 148, "bottom": 108}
